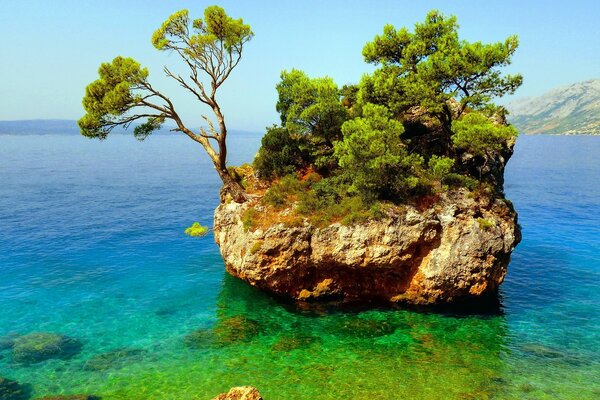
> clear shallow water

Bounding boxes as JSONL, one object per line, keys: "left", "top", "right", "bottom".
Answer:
{"left": 0, "top": 134, "right": 599, "bottom": 399}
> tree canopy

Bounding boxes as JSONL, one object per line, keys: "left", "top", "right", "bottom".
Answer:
{"left": 79, "top": 5, "right": 253, "bottom": 203}
{"left": 359, "top": 10, "right": 522, "bottom": 127}
{"left": 252, "top": 9, "right": 521, "bottom": 215}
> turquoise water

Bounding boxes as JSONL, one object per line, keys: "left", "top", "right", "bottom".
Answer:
{"left": 0, "top": 134, "right": 599, "bottom": 399}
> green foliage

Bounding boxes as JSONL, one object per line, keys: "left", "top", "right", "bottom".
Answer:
{"left": 152, "top": 6, "right": 252, "bottom": 54}
{"left": 443, "top": 173, "right": 479, "bottom": 190}
{"left": 79, "top": 57, "right": 151, "bottom": 139}
{"left": 134, "top": 116, "right": 165, "bottom": 141}
{"left": 250, "top": 240, "right": 263, "bottom": 255}
{"left": 452, "top": 112, "right": 518, "bottom": 156}
{"left": 297, "top": 188, "right": 383, "bottom": 227}
{"left": 276, "top": 69, "right": 348, "bottom": 140}
{"left": 251, "top": 9, "right": 521, "bottom": 218}
{"left": 428, "top": 155, "right": 455, "bottom": 180}
{"left": 253, "top": 126, "right": 307, "bottom": 180}
{"left": 275, "top": 69, "right": 349, "bottom": 170}
{"left": 335, "top": 104, "right": 424, "bottom": 200}
{"left": 262, "top": 174, "right": 307, "bottom": 208}
{"left": 360, "top": 10, "right": 522, "bottom": 123}
{"left": 184, "top": 222, "right": 209, "bottom": 237}
{"left": 477, "top": 218, "right": 495, "bottom": 230}
{"left": 80, "top": 6, "right": 253, "bottom": 203}
{"left": 241, "top": 207, "right": 259, "bottom": 231}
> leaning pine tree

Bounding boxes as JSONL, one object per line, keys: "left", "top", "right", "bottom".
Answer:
{"left": 79, "top": 6, "right": 253, "bottom": 203}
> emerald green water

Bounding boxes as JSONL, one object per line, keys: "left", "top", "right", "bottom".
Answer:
{"left": 1, "top": 135, "right": 599, "bottom": 399}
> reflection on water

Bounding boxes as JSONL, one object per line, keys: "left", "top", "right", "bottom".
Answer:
{"left": 0, "top": 135, "right": 599, "bottom": 399}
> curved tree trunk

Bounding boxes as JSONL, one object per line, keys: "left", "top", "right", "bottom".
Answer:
{"left": 217, "top": 168, "right": 249, "bottom": 203}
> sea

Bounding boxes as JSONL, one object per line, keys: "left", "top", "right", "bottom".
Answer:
{"left": 0, "top": 133, "right": 599, "bottom": 399}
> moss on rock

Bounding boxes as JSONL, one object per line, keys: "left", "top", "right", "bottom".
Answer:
{"left": 12, "top": 333, "right": 82, "bottom": 364}
{"left": 185, "top": 316, "right": 262, "bottom": 348}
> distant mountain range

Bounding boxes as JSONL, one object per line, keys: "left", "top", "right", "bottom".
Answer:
{"left": 507, "top": 79, "right": 600, "bottom": 135}
{"left": 0, "top": 119, "right": 260, "bottom": 137}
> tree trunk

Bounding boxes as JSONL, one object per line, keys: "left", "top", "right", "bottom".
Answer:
{"left": 217, "top": 168, "right": 249, "bottom": 203}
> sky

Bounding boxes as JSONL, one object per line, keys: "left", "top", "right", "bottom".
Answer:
{"left": 0, "top": 0, "right": 598, "bottom": 132}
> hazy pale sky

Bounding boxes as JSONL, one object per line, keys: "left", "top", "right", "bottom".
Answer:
{"left": 1, "top": 0, "right": 598, "bottom": 131}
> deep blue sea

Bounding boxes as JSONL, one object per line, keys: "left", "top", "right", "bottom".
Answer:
{"left": 0, "top": 134, "right": 599, "bottom": 399}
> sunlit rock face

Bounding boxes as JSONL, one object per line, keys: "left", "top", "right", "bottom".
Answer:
{"left": 214, "top": 186, "right": 520, "bottom": 306}
{"left": 212, "top": 386, "right": 263, "bottom": 400}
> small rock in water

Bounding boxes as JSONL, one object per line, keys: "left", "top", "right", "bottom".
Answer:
{"left": 0, "top": 376, "right": 30, "bottom": 400}
{"left": 12, "top": 333, "right": 82, "bottom": 364}
{"left": 83, "top": 348, "right": 146, "bottom": 371}
{"left": 212, "top": 386, "right": 262, "bottom": 400}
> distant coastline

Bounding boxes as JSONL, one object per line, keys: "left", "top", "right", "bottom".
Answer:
{"left": 0, "top": 119, "right": 261, "bottom": 137}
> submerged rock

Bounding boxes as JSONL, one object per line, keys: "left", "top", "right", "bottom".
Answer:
{"left": 83, "top": 348, "right": 145, "bottom": 371}
{"left": 185, "top": 316, "right": 262, "bottom": 348}
{"left": 214, "top": 188, "right": 520, "bottom": 306}
{"left": 0, "top": 376, "right": 29, "bottom": 400}
{"left": 271, "top": 334, "right": 321, "bottom": 352}
{"left": 12, "top": 333, "right": 82, "bottom": 364}
{"left": 212, "top": 386, "right": 262, "bottom": 400}
{"left": 0, "top": 334, "right": 19, "bottom": 351}
{"left": 335, "top": 318, "right": 398, "bottom": 339}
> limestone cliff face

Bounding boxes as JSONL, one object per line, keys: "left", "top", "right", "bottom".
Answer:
{"left": 213, "top": 189, "right": 520, "bottom": 305}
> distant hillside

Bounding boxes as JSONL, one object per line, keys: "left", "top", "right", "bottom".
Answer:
{"left": 507, "top": 79, "right": 600, "bottom": 135}
{"left": 0, "top": 119, "right": 260, "bottom": 137}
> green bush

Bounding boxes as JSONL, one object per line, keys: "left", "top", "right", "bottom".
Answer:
{"left": 452, "top": 112, "right": 518, "bottom": 156}
{"left": 477, "top": 218, "right": 495, "bottom": 230}
{"left": 241, "top": 208, "right": 259, "bottom": 231}
{"left": 184, "top": 222, "right": 209, "bottom": 237}
{"left": 428, "top": 155, "right": 455, "bottom": 180}
{"left": 253, "top": 126, "right": 307, "bottom": 180}
{"left": 263, "top": 174, "right": 307, "bottom": 208}
{"left": 335, "top": 104, "right": 425, "bottom": 201}
{"left": 444, "top": 173, "right": 479, "bottom": 190}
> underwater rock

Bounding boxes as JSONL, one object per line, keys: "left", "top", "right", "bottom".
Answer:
{"left": 520, "top": 343, "right": 566, "bottom": 359}
{"left": 335, "top": 318, "right": 398, "bottom": 339}
{"left": 34, "top": 396, "right": 101, "bottom": 400}
{"left": 0, "top": 334, "right": 19, "bottom": 351}
{"left": 0, "top": 376, "right": 29, "bottom": 400}
{"left": 214, "top": 187, "right": 520, "bottom": 306}
{"left": 185, "top": 316, "right": 261, "bottom": 348}
{"left": 212, "top": 386, "right": 262, "bottom": 400}
{"left": 12, "top": 333, "right": 82, "bottom": 364}
{"left": 271, "top": 334, "right": 321, "bottom": 352}
{"left": 83, "top": 348, "right": 145, "bottom": 371}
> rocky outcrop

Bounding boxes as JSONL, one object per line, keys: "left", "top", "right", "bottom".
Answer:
{"left": 212, "top": 386, "right": 262, "bottom": 400}
{"left": 214, "top": 189, "right": 520, "bottom": 306}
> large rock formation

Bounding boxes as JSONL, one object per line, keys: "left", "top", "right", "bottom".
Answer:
{"left": 214, "top": 186, "right": 520, "bottom": 306}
